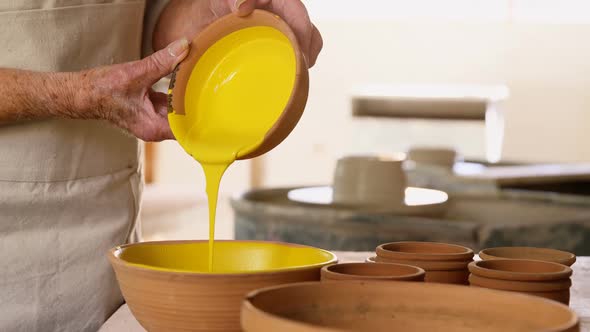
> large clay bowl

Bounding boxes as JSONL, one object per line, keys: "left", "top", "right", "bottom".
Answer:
{"left": 479, "top": 247, "right": 576, "bottom": 266}
{"left": 241, "top": 281, "right": 579, "bottom": 332}
{"left": 108, "top": 240, "right": 336, "bottom": 332}
{"left": 375, "top": 241, "right": 474, "bottom": 284}
{"left": 469, "top": 259, "right": 573, "bottom": 305}
{"left": 321, "top": 262, "right": 425, "bottom": 282}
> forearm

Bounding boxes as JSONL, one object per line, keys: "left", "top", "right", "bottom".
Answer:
{"left": 153, "top": 0, "right": 217, "bottom": 51}
{"left": 0, "top": 68, "right": 84, "bottom": 122}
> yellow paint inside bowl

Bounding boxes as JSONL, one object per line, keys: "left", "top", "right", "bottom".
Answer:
{"left": 116, "top": 242, "right": 336, "bottom": 274}
{"left": 168, "top": 26, "right": 297, "bottom": 270}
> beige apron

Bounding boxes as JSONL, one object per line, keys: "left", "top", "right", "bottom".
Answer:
{"left": 0, "top": 1, "right": 165, "bottom": 331}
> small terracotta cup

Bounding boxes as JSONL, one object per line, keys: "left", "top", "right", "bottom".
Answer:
{"left": 479, "top": 247, "right": 576, "bottom": 267}
{"left": 321, "top": 262, "right": 425, "bottom": 282}
{"left": 375, "top": 241, "right": 474, "bottom": 284}
{"left": 469, "top": 259, "right": 573, "bottom": 305}
{"left": 332, "top": 154, "right": 407, "bottom": 207}
{"left": 407, "top": 147, "right": 458, "bottom": 170}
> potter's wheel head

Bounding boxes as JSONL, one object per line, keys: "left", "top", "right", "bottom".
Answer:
{"left": 287, "top": 186, "right": 449, "bottom": 217}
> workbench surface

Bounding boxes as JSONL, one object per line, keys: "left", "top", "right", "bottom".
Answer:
{"left": 99, "top": 252, "right": 590, "bottom": 332}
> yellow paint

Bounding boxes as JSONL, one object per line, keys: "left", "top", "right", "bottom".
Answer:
{"left": 118, "top": 241, "right": 337, "bottom": 274}
{"left": 168, "top": 26, "right": 296, "bottom": 271}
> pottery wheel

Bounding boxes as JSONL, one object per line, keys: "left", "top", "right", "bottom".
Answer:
{"left": 287, "top": 186, "right": 448, "bottom": 217}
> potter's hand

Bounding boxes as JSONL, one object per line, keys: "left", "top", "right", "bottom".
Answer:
{"left": 153, "top": 0, "right": 323, "bottom": 67}
{"left": 81, "top": 38, "right": 190, "bottom": 141}
{"left": 0, "top": 38, "right": 189, "bottom": 141}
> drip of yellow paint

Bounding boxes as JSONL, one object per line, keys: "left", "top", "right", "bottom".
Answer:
{"left": 203, "top": 163, "right": 228, "bottom": 271}
{"left": 169, "top": 26, "right": 296, "bottom": 272}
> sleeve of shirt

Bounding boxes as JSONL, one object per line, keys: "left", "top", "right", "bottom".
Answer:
{"left": 142, "top": 0, "right": 170, "bottom": 57}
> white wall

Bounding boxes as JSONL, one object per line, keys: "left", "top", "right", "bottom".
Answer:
{"left": 256, "top": 20, "right": 590, "bottom": 188}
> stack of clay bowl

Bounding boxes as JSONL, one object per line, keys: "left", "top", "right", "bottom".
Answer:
{"left": 370, "top": 241, "right": 474, "bottom": 284}
{"left": 469, "top": 247, "right": 576, "bottom": 305}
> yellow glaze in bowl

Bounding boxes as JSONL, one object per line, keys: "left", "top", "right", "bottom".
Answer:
{"left": 113, "top": 240, "right": 337, "bottom": 274}
{"left": 108, "top": 240, "right": 337, "bottom": 332}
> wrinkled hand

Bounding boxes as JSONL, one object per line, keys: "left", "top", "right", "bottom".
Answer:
{"left": 154, "top": 0, "right": 323, "bottom": 67}
{"left": 80, "top": 39, "right": 190, "bottom": 141}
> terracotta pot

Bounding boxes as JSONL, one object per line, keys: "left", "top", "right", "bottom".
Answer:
{"left": 241, "top": 281, "right": 579, "bottom": 332}
{"left": 168, "top": 10, "right": 309, "bottom": 160}
{"left": 332, "top": 155, "right": 407, "bottom": 207}
{"left": 479, "top": 247, "right": 576, "bottom": 266}
{"left": 321, "top": 262, "right": 425, "bottom": 282}
{"left": 375, "top": 241, "right": 474, "bottom": 284}
{"left": 468, "top": 259, "right": 573, "bottom": 305}
{"left": 108, "top": 240, "right": 337, "bottom": 332}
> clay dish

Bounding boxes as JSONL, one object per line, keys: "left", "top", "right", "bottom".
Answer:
{"left": 241, "top": 281, "right": 579, "bottom": 332}
{"left": 375, "top": 241, "right": 474, "bottom": 284}
{"left": 469, "top": 259, "right": 573, "bottom": 305}
{"left": 168, "top": 10, "right": 308, "bottom": 160}
{"left": 376, "top": 241, "right": 474, "bottom": 261}
{"left": 108, "top": 240, "right": 336, "bottom": 332}
{"left": 479, "top": 247, "right": 576, "bottom": 266}
{"left": 321, "top": 262, "right": 425, "bottom": 282}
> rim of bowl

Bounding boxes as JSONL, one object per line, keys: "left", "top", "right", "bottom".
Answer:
{"left": 468, "top": 259, "right": 573, "bottom": 281}
{"left": 468, "top": 273, "right": 572, "bottom": 292}
{"left": 479, "top": 247, "right": 576, "bottom": 266}
{"left": 168, "top": 9, "right": 308, "bottom": 160}
{"left": 367, "top": 256, "right": 469, "bottom": 271}
{"left": 321, "top": 262, "right": 425, "bottom": 281}
{"left": 376, "top": 241, "right": 474, "bottom": 261}
{"left": 108, "top": 240, "right": 338, "bottom": 277}
{"left": 241, "top": 280, "right": 578, "bottom": 332}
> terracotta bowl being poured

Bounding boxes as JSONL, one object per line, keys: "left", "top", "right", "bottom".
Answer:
{"left": 167, "top": 9, "right": 308, "bottom": 160}
{"left": 241, "top": 281, "right": 579, "bottom": 332}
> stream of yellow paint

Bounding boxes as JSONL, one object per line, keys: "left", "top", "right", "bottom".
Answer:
{"left": 169, "top": 26, "right": 296, "bottom": 271}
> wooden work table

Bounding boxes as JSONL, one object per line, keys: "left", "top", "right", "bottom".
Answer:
{"left": 99, "top": 253, "right": 590, "bottom": 332}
